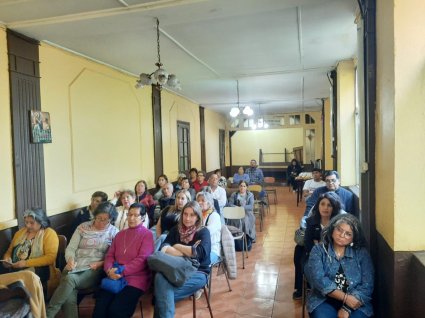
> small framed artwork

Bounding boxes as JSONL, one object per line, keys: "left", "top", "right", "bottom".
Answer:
{"left": 30, "top": 110, "right": 52, "bottom": 143}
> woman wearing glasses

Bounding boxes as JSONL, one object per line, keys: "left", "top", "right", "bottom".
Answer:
{"left": 305, "top": 214, "right": 374, "bottom": 318}
{"left": 93, "top": 203, "right": 154, "bottom": 318}
{"left": 46, "top": 202, "right": 119, "bottom": 318}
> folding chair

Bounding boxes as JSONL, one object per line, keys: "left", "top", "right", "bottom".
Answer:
{"left": 222, "top": 206, "right": 249, "bottom": 269}
{"left": 248, "top": 185, "right": 265, "bottom": 231}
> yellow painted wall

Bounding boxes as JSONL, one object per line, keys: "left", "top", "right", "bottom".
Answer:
{"left": 376, "top": 0, "right": 425, "bottom": 251}
{"left": 232, "top": 128, "right": 303, "bottom": 166}
{"left": 0, "top": 27, "right": 16, "bottom": 228}
{"left": 40, "top": 43, "right": 155, "bottom": 216}
{"left": 323, "top": 98, "right": 333, "bottom": 171}
{"left": 204, "top": 109, "right": 226, "bottom": 172}
{"left": 337, "top": 60, "right": 356, "bottom": 185}
{"left": 161, "top": 91, "right": 201, "bottom": 179}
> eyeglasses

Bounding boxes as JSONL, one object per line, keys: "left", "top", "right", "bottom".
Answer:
{"left": 95, "top": 217, "right": 110, "bottom": 223}
{"left": 325, "top": 179, "right": 338, "bottom": 184}
{"left": 335, "top": 226, "right": 353, "bottom": 239}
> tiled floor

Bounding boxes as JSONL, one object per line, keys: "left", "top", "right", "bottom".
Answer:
{"left": 78, "top": 186, "right": 305, "bottom": 317}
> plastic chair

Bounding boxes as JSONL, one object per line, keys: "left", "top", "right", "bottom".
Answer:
{"left": 207, "top": 237, "right": 232, "bottom": 301}
{"left": 222, "top": 206, "right": 249, "bottom": 269}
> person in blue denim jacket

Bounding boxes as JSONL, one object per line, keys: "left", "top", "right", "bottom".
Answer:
{"left": 305, "top": 214, "right": 374, "bottom": 318}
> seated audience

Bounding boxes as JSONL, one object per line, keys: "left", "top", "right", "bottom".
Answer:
{"left": 287, "top": 158, "right": 302, "bottom": 191}
{"left": 304, "top": 170, "right": 355, "bottom": 219}
{"left": 155, "top": 190, "right": 190, "bottom": 250}
{"left": 293, "top": 192, "right": 343, "bottom": 300}
{"left": 153, "top": 174, "right": 169, "bottom": 201}
{"left": 180, "top": 177, "right": 196, "bottom": 200}
{"left": 245, "top": 159, "right": 264, "bottom": 185}
{"left": 192, "top": 170, "right": 208, "bottom": 193}
{"left": 154, "top": 201, "right": 211, "bottom": 317}
{"left": 233, "top": 166, "right": 250, "bottom": 185}
{"left": 112, "top": 190, "right": 149, "bottom": 230}
{"left": 305, "top": 214, "right": 374, "bottom": 318}
{"left": 188, "top": 168, "right": 198, "bottom": 186}
{"left": 46, "top": 202, "right": 118, "bottom": 318}
{"left": 227, "top": 180, "right": 256, "bottom": 245}
{"left": 303, "top": 168, "right": 326, "bottom": 201}
{"left": 0, "top": 270, "right": 46, "bottom": 318}
{"left": 196, "top": 191, "right": 221, "bottom": 264}
{"left": 2, "top": 208, "right": 59, "bottom": 297}
{"left": 208, "top": 173, "right": 227, "bottom": 215}
{"left": 158, "top": 183, "right": 175, "bottom": 210}
{"left": 92, "top": 203, "right": 154, "bottom": 318}
{"left": 214, "top": 169, "right": 228, "bottom": 188}
{"left": 173, "top": 173, "right": 187, "bottom": 191}
{"left": 134, "top": 180, "right": 156, "bottom": 227}
{"left": 71, "top": 191, "right": 108, "bottom": 233}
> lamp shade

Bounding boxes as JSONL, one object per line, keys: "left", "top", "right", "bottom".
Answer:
{"left": 230, "top": 107, "right": 240, "bottom": 117}
{"left": 154, "top": 68, "right": 169, "bottom": 85}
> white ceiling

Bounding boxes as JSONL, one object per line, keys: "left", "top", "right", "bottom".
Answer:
{"left": 0, "top": 0, "right": 358, "bottom": 117}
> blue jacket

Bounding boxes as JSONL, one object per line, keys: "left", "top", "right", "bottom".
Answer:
{"left": 304, "top": 186, "right": 355, "bottom": 216}
{"left": 305, "top": 243, "right": 374, "bottom": 317}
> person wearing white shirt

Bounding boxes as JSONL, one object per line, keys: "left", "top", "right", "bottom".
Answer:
{"left": 208, "top": 174, "right": 227, "bottom": 217}
{"left": 303, "top": 168, "right": 326, "bottom": 202}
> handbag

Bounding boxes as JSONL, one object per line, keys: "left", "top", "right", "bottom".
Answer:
{"left": 100, "top": 262, "right": 128, "bottom": 294}
{"left": 147, "top": 251, "right": 199, "bottom": 287}
{"left": 294, "top": 228, "right": 305, "bottom": 246}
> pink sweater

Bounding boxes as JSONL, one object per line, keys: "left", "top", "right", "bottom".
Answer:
{"left": 103, "top": 223, "right": 154, "bottom": 292}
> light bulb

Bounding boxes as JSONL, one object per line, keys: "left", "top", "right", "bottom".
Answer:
{"left": 230, "top": 107, "right": 240, "bottom": 117}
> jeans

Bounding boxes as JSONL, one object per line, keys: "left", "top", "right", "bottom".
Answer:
{"left": 310, "top": 301, "right": 369, "bottom": 318}
{"left": 92, "top": 285, "right": 143, "bottom": 318}
{"left": 46, "top": 268, "right": 102, "bottom": 318}
{"left": 153, "top": 271, "right": 208, "bottom": 318}
{"left": 154, "top": 233, "right": 168, "bottom": 251}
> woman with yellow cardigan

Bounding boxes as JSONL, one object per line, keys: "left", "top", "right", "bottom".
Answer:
{"left": 2, "top": 208, "right": 59, "bottom": 298}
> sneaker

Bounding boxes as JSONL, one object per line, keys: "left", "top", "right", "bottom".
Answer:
{"left": 292, "top": 290, "right": 302, "bottom": 300}
{"left": 194, "top": 289, "right": 203, "bottom": 300}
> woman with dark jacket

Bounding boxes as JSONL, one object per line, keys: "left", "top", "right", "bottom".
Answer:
{"left": 153, "top": 201, "right": 211, "bottom": 318}
{"left": 287, "top": 158, "right": 302, "bottom": 191}
{"left": 304, "top": 192, "right": 343, "bottom": 256}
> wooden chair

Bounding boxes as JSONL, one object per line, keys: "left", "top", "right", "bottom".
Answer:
{"left": 56, "top": 235, "right": 67, "bottom": 271}
{"left": 263, "top": 177, "right": 278, "bottom": 204}
{"left": 223, "top": 206, "right": 249, "bottom": 269}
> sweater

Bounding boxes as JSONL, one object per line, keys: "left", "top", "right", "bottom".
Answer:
{"left": 104, "top": 223, "right": 154, "bottom": 292}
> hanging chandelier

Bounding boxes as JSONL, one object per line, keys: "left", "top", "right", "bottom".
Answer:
{"left": 135, "top": 18, "right": 181, "bottom": 90}
{"left": 229, "top": 80, "right": 253, "bottom": 117}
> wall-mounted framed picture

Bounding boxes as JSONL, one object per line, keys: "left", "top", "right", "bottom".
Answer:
{"left": 30, "top": 110, "right": 52, "bottom": 143}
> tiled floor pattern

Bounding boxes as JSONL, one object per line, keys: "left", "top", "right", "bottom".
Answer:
{"left": 77, "top": 186, "right": 305, "bottom": 317}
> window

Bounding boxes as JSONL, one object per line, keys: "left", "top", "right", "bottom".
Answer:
{"left": 177, "top": 121, "right": 191, "bottom": 172}
{"left": 289, "top": 115, "right": 301, "bottom": 125}
{"left": 305, "top": 114, "right": 315, "bottom": 124}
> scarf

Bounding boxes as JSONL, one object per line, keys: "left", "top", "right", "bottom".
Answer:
{"left": 178, "top": 224, "right": 198, "bottom": 244}
{"left": 12, "top": 228, "right": 45, "bottom": 263}
{"left": 202, "top": 208, "right": 214, "bottom": 224}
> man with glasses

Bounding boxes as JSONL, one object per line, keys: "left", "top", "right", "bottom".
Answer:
{"left": 303, "top": 170, "right": 355, "bottom": 217}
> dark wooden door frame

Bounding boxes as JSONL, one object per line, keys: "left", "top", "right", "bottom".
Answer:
{"left": 152, "top": 85, "right": 163, "bottom": 179}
